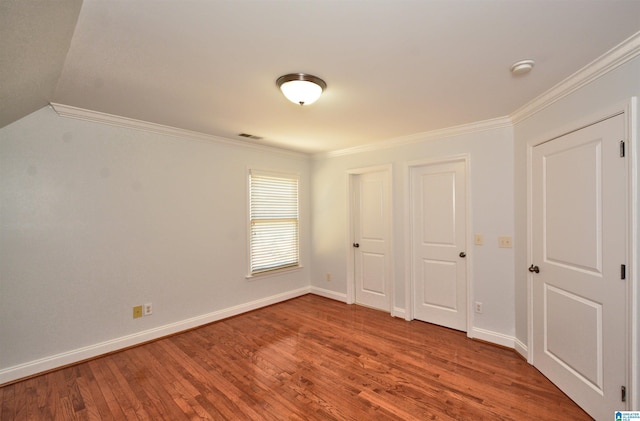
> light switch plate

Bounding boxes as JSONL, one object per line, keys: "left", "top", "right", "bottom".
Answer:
{"left": 498, "top": 236, "right": 512, "bottom": 248}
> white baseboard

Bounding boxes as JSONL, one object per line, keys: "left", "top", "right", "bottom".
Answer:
{"left": 514, "top": 338, "right": 529, "bottom": 362}
{"left": 309, "top": 289, "right": 406, "bottom": 320}
{"left": 392, "top": 307, "right": 407, "bottom": 319}
{"left": 0, "top": 287, "right": 311, "bottom": 385}
{"left": 468, "top": 327, "right": 516, "bottom": 349}
{"left": 308, "top": 286, "right": 348, "bottom": 302}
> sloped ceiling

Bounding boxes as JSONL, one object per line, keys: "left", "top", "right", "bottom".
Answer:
{"left": 3, "top": 0, "right": 640, "bottom": 153}
{"left": 0, "top": 0, "right": 82, "bottom": 129}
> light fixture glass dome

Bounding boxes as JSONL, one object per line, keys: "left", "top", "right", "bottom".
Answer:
{"left": 276, "top": 73, "right": 326, "bottom": 106}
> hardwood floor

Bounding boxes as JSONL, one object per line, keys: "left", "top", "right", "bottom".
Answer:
{"left": 1, "top": 294, "right": 592, "bottom": 420}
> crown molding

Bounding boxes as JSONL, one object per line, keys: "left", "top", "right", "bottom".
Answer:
{"left": 511, "top": 30, "right": 640, "bottom": 125}
{"left": 49, "top": 103, "right": 309, "bottom": 159}
{"left": 51, "top": 31, "right": 640, "bottom": 160}
{"left": 317, "top": 115, "right": 513, "bottom": 159}
{"left": 320, "top": 30, "right": 640, "bottom": 159}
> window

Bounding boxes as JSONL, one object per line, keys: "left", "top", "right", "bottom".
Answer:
{"left": 249, "top": 170, "right": 299, "bottom": 275}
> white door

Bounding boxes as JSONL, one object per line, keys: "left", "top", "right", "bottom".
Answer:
{"left": 353, "top": 170, "right": 391, "bottom": 311}
{"left": 532, "top": 114, "right": 628, "bottom": 419}
{"left": 411, "top": 160, "right": 467, "bottom": 331}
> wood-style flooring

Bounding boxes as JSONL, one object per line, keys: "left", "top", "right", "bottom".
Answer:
{"left": 0, "top": 294, "right": 592, "bottom": 420}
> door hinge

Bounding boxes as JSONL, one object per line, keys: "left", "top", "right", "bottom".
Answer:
{"left": 621, "top": 264, "right": 626, "bottom": 280}
{"left": 622, "top": 385, "right": 627, "bottom": 402}
{"left": 620, "top": 140, "right": 626, "bottom": 157}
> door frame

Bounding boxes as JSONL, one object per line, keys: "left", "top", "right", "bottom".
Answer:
{"left": 525, "top": 98, "right": 638, "bottom": 408}
{"left": 346, "top": 164, "right": 394, "bottom": 315}
{"left": 405, "top": 154, "right": 472, "bottom": 334}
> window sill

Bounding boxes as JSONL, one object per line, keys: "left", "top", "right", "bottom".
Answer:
{"left": 245, "top": 265, "right": 303, "bottom": 280}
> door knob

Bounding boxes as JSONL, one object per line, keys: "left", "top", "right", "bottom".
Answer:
{"left": 459, "top": 252, "right": 466, "bottom": 258}
{"left": 528, "top": 264, "right": 540, "bottom": 273}
{"left": 353, "top": 243, "right": 360, "bottom": 248}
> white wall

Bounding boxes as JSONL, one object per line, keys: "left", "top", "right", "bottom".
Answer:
{"left": 513, "top": 56, "right": 640, "bottom": 406}
{"left": 311, "top": 125, "right": 516, "bottom": 344}
{"left": 0, "top": 106, "right": 311, "bottom": 382}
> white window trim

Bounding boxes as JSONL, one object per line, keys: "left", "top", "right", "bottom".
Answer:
{"left": 245, "top": 264, "right": 304, "bottom": 280}
{"left": 246, "top": 169, "right": 301, "bottom": 278}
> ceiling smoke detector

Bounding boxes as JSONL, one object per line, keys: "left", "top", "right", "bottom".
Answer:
{"left": 510, "top": 59, "right": 535, "bottom": 75}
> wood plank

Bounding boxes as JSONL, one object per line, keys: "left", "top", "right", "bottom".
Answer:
{"left": 85, "top": 358, "right": 130, "bottom": 420}
{"left": 0, "top": 295, "right": 592, "bottom": 420}
{"left": 0, "top": 384, "right": 14, "bottom": 421}
{"left": 75, "top": 363, "right": 112, "bottom": 420}
{"left": 12, "top": 378, "right": 27, "bottom": 420}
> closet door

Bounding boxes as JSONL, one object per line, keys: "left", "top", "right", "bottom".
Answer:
{"left": 411, "top": 159, "right": 467, "bottom": 331}
{"left": 531, "top": 114, "right": 628, "bottom": 419}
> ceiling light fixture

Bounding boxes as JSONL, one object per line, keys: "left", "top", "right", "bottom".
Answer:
{"left": 510, "top": 59, "right": 535, "bottom": 75}
{"left": 276, "top": 73, "right": 327, "bottom": 106}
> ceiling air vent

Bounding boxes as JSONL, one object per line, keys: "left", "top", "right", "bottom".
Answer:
{"left": 238, "top": 133, "right": 263, "bottom": 140}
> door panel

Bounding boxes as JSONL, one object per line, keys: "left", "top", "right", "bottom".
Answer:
{"left": 544, "top": 140, "right": 601, "bottom": 272}
{"left": 545, "top": 285, "right": 602, "bottom": 388}
{"left": 422, "top": 259, "right": 457, "bottom": 310}
{"left": 411, "top": 160, "right": 467, "bottom": 331}
{"left": 421, "top": 172, "right": 456, "bottom": 245}
{"left": 353, "top": 170, "right": 390, "bottom": 311}
{"left": 532, "top": 114, "right": 627, "bottom": 419}
{"left": 361, "top": 252, "right": 385, "bottom": 295}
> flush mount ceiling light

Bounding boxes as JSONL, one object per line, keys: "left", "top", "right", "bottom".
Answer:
{"left": 276, "top": 73, "right": 327, "bottom": 106}
{"left": 510, "top": 59, "right": 535, "bottom": 75}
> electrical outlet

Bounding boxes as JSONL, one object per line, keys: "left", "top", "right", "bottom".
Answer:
{"left": 475, "top": 302, "right": 483, "bottom": 313}
{"left": 144, "top": 302, "right": 153, "bottom": 316}
{"left": 133, "top": 305, "right": 143, "bottom": 319}
{"left": 498, "top": 236, "right": 512, "bottom": 248}
{"left": 474, "top": 234, "right": 483, "bottom": 245}
{"left": 326, "top": 273, "right": 332, "bottom": 282}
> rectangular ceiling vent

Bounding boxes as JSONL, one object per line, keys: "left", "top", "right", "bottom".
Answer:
{"left": 238, "top": 133, "right": 263, "bottom": 140}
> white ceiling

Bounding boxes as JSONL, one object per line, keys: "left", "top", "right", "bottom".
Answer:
{"left": 0, "top": 0, "right": 82, "bottom": 130}
{"left": 3, "top": 1, "right": 640, "bottom": 153}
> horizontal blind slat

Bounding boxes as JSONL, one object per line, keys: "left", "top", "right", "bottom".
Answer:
{"left": 250, "top": 173, "right": 299, "bottom": 274}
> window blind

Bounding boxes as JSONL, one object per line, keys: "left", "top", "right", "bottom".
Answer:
{"left": 249, "top": 172, "right": 299, "bottom": 274}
